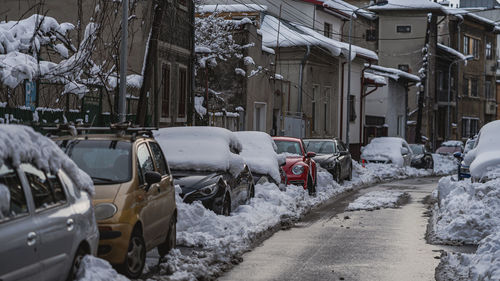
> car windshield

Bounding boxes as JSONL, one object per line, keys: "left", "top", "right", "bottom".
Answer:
{"left": 305, "top": 141, "right": 337, "bottom": 154}
{"left": 409, "top": 144, "right": 424, "bottom": 155}
{"left": 58, "top": 139, "right": 132, "bottom": 184}
{"left": 274, "top": 140, "right": 302, "bottom": 156}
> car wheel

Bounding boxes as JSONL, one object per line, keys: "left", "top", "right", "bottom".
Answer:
{"left": 347, "top": 164, "right": 352, "bottom": 181}
{"left": 307, "top": 174, "right": 316, "bottom": 196}
{"left": 119, "top": 230, "right": 146, "bottom": 278}
{"left": 66, "top": 244, "right": 87, "bottom": 281}
{"left": 158, "top": 215, "right": 176, "bottom": 258}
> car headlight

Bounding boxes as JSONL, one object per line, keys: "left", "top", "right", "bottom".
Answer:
{"left": 292, "top": 164, "right": 305, "bottom": 175}
{"left": 95, "top": 203, "right": 117, "bottom": 220}
{"left": 196, "top": 183, "right": 218, "bottom": 196}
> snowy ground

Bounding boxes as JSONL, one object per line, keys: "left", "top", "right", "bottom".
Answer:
{"left": 430, "top": 177, "right": 500, "bottom": 280}
{"left": 346, "top": 190, "right": 410, "bottom": 211}
{"left": 76, "top": 155, "right": 456, "bottom": 281}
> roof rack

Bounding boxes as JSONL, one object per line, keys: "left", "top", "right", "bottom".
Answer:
{"left": 43, "top": 122, "right": 158, "bottom": 139}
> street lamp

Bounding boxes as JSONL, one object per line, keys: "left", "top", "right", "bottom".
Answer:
{"left": 345, "top": 0, "right": 387, "bottom": 149}
{"left": 446, "top": 54, "right": 473, "bottom": 140}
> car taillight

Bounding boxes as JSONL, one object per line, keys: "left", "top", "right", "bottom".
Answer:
{"left": 362, "top": 159, "right": 366, "bottom": 168}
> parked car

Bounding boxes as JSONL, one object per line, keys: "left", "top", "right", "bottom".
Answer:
{"left": 360, "top": 137, "right": 413, "bottom": 167}
{"left": 57, "top": 128, "right": 177, "bottom": 278}
{"left": 436, "top": 140, "right": 463, "bottom": 155}
{"left": 154, "top": 127, "right": 254, "bottom": 216}
{"left": 235, "top": 131, "right": 287, "bottom": 190}
{"left": 409, "top": 143, "right": 434, "bottom": 169}
{"left": 463, "top": 136, "right": 477, "bottom": 155}
{"left": 463, "top": 120, "right": 500, "bottom": 182}
{"left": 272, "top": 136, "right": 317, "bottom": 194}
{"left": 303, "top": 138, "right": 352, "bottom": 183}
{"left": 0, "top": 125, "right": 98, "bottom": 281}
{"left": 453, "top": 137, "right": 476, "bottom": 180}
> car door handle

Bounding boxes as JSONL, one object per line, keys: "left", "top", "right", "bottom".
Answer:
{"left": 27, "top": 232, "right": 37, "bottom": 246}
{"left": 66, "top": 218, "right": 74, "bottom": 231}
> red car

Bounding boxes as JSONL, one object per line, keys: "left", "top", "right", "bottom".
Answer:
{"left": 272, "top": 136, "right": 318, "bottom": 194}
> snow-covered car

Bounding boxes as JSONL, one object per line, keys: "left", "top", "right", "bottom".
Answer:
{"left": 235, "top": 131, "right": 287, "bottom": 189}
{"left": 0, "top": 125, "right": 98, "bottom": 281}
{"left": 57, "top": 129, "right": 177, "bottom": 278}
{"left": 273, "top": 136, "right": 317, "bottom": 194}
{"left": 409, "top": 143, "right": 434, "bottom": 169}
{"left": 360, "top": 137, "right": 413, "bottom": 167}
{"left": 155, "top": 127, "right": 254, "bottom": 215}
{"left": 463, "top": 136, "right": 477, "bottom": 155}
{"left": 303, "top": 138, "right": 352, "bottom": 183}
{"left": 464, "top": 120, "right": 500, "bottom": 181}
{"left": 435, "top": 140, "right": 463, "bottom": 155}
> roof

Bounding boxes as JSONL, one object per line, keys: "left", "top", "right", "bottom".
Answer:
{"left": 437, "top": 43, "right": 467, "bottom": 60}
{"left": 197, "top": 4, "right": 268, "bottom": 13}
{"left": 260, "top": 14, "right": 378, "bottom": 61}
{"left": 318, "top": 0, "right": 377, "bottom": 20}
{"left": 365, "top": 64, "right": 420, "bottom": 83}
{"left": 363, "top": 72, "right": 387, "bottom": 86}
{"left": 444, "top": 7, "right": 500, "bottom": 31}
{"left": 369, "top": 0, "right": 445, "bottom": 12}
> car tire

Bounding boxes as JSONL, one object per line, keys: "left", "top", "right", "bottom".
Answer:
{"left": 347, "top": 164, "right": 352, "bottom": 181}
{"left": 119, "top": 229, "right": 146, "bottom": 278}
{"left": 307, "top": 174, "right": 316, "bottom": 196}
{"left": 158, "top": 215, "right": 176, "bottom": 258}
{"left": 334, "top": 166, "right": 343, "bottom": 184}
{"left": 66, "top": 244, "right": 87, "bottom": 281}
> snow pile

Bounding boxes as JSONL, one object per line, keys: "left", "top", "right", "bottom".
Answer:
{"left": 346, "top": 190, "right": 410, "bottom": 211}
{"left": 76, "top": 255, "right": 128, "bottom": 281}
{"left": 432, "top": 154, "right": 457, "bottom": 175}
{"left": 0, "top": 125, "right": 93, "bottom": 195}
{"left": 464, "top": 120, "right": 500, "bottom": 181}
{"left": 234, "top": 131, "right": 281, "bottom": 183}
{"left": 154, "top": 127, "right": 245, "bottom": 176}
{"left": 361, "top": 137, "right": 411, "bottom": 167}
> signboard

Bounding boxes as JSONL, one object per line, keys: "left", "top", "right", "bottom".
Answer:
{"left": 25, "top": 80, "right": 37, "bottom": 111}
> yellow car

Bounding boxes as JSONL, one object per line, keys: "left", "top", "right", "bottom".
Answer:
{"left": 56, "top": 131, "right": 176, "bottom": 278}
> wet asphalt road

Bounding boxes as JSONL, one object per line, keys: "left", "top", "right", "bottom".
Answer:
{"left": 219, "top": 177, "right": 445, "bottom": 281}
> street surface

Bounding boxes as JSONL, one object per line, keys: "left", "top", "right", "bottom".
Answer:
{"left": 219, "top": 177, "right": 447, "bottom": 281}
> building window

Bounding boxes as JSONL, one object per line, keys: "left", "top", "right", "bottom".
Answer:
{"left": 161, "top": 65, "right": 170, "bottom": 118}
{"left": 178, "top": 67, "right": 187, "bottom": 118}
{"left": 349, "top": 95, "right": 356, "bottom": 122}
{"left": 396, "top": 25, "right": 411, "bottom": 33}
{"left": 462, "top": 117, "right": 479, "bottom": 138}
{"left": 398, "top": 64, "right": 409, "bottom": 72}
{"left": 366, "top": 29, "right": 377, "bottom": 41}
{"left": 323, "top": 22, "right": 331, "bottom": 38}
{"left": 485, "top": 80, "right": 492, "bottom": 99}
{"left": 254, "top": 102, "right": 267, "bottom": 131}
{"left": 464, "top": 35, "right": 480, "bottom": 59}
{"left": 486, "top": 42, "right": 492, "bottom": 59}
{"left": 471, "top": 78, "right": 478, "bottom": 97}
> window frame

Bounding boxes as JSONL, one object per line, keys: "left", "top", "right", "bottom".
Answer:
{"left": 0, "top": 163, "right": 31, "bottom": 223}
{"left": 323, "top": 22, "right": 332, "bottom": 38}
{"left": 148, "top": 141, "right": 170, "bottom": 175}
{"left": 136, "top": 142, "right": 156, "bottom": 182}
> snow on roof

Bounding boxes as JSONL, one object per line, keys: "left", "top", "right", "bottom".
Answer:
{"left": 154, "top": 127, "right": 245, "bottom": 176}
{"left": 198, "top": 4, "right": 267, "bottom": 13}
{"left": 444, "top": 7, "right": 499, "bottom": 28}
{"left": 365, "top": 64, "right": 420, "bottom": 82}
{"left": 363, "top": 71, "right": 387, "bottom": 85}
{"left": 260, "top": 15, "right": 378, "bottom": 61}
{"left": 320, "top": 0, "right": 377, "bottom": 20}
{"left": 234, "top": 131, "right": 281, "bottom": 183}
{"left": 437, "top": 43, "right": 467, "bottom": 60}
{"left": 0, "top": 125, "right": 94, "bottom": 195}
{"left": 369, "top": 0, "right": 445, "bottom": 11}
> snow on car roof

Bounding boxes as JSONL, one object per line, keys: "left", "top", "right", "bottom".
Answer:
{"left": 154, "top": 127, "right": 245, "bottom": 176}
{"left": 0, "top": 125, "right": 94, "bottom": 195}
{"left": 441, "top": 140, "right": 463, "bottom": 147}
{"left": 235, "top": 131, "right": 281, "bottom": 183}
{"left": 464, "top": 120, "right": 500, "bottom": 180}
{"left": 361, "top": 137, "right": 408, "bottom": 166}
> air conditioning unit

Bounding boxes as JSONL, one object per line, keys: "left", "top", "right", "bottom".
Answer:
{"left": 485, "top": 101, "right": 497, "bottom": 115}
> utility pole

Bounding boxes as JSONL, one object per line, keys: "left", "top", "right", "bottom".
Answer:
{"left": 118, "top": 0, "right": 128, "bottom": 123}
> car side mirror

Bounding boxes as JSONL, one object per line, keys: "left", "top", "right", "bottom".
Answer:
{"left": 453, "top": 152, "right": 463, "bottom": 160}
{"left": 306, "top": 152, "right": 316, "bottom": 158}
{"left": 145, "top": 171, "right": 162, "bottom": 186}
{"left": 339, "top": 151, "right": 348, "bottom": 156}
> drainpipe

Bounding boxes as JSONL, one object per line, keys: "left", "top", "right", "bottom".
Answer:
{"left": 340, "top": 62, "right": 346, "bottom": 139}
{"left": 298, "top": 45, "right": 311, "bottom": 115}
{"left": 456, "top": 17, "right": 463, "bottom": 139}
{"left": 359, "top": 63, "right": 369, "bottom": 149}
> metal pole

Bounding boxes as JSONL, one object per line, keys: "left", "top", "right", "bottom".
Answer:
{"left": 346, "top": 12, "right": 353, "bottom": 149}
{"left": 118, "top": 0, "right": 128, "bottom": 123}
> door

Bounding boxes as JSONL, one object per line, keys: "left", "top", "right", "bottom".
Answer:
{"left": 20, "top": 163, "right": 75, "bottom": 281}
{"left": 136, "top": 143, "right": 163, "bottom": 247}
{"left": 148, "top": 142, "right": 175, "bottom": 240}
{"left": 0, "top": 164, "right": 41, "bottom": 281}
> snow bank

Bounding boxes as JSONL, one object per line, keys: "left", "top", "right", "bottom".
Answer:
{"left": 154, "top": 127, "right": 245, "bottom": 176}
{"left": 346, "top": 190, "right": 409, "bottom": 211}
{"left": 0, "top": 125, "right": 94, "bottom": 195}
{"left": 234, "top": 131, "right": 281, "bottom": 183}
{"left": 76, "top": 255, "right": 128, "bottom": 281}
{"left": 433, "top": 154, "right": 457, "bottom": 175}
